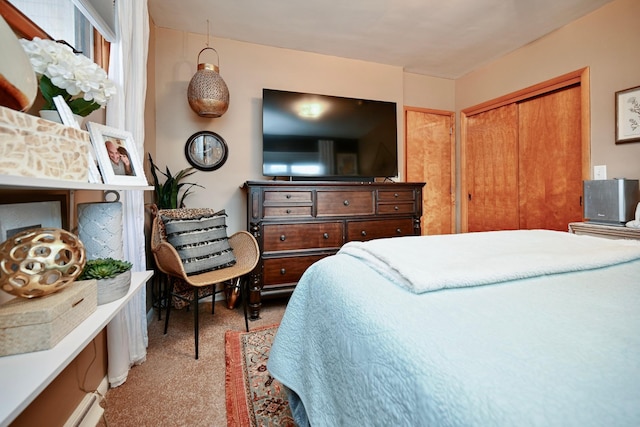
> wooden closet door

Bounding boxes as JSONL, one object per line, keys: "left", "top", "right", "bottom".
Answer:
{"left": 518, "top": 85, "right": 583, "bottom": 230}
{"left": 405, "top": 109, "right": 454, "bottom": 235}
{"left": 465, "top": 104, "right": 519, "bottom": 232}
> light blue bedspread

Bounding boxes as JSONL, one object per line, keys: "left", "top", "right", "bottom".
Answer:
{"left": 267, "top": 234, "right": 640, "bottom": 426}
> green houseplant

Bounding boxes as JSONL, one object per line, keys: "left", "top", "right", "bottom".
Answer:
{"left": 148, "top": 154, "right": 203, "bottom": 209}
{"left": 79, "top": 258, "right": 133, "bottom": 305}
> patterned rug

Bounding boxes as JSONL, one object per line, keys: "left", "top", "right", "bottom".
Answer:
{"left": 225, "top": 324, "right": 295, "bottom": 427}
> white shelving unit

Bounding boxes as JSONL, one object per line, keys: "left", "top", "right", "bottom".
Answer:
{"left": 0, "top": 174, "right": 153, "bottom": 191}
{"left": 0, "top": 271, "right": 153, "bottom": 427}
{"left": 0, "top": 173, "right": 154, "bottom": 425}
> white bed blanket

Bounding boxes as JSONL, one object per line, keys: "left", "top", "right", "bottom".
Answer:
{"left": 338, "top": 229, "right": 640, "bottom": 294}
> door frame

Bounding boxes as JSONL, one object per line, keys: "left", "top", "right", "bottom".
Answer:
{"left": 459, "top": 67, "right": 591, "bottom": 232}
{"left": 404, "top": 106, "right": 456, "bottom": 234}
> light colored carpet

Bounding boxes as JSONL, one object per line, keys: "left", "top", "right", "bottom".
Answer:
{"left": 98, "top": 298, "right": 287, "bottom": 427}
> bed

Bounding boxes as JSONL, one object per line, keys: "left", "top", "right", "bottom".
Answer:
{"left": 267, "top": 229, "right": 640, "bottom": 427}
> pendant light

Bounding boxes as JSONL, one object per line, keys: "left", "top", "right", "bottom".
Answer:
{"left": 187, "top": 21, "right": 229, "bottom": 118}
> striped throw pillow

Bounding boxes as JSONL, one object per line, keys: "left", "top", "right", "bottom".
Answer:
{"left": 162, "top": 211, "right": 236, "bottom": 275}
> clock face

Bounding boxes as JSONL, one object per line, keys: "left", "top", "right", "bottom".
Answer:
{"left": 185, "top": 131, "right": 228, "bottom": 171}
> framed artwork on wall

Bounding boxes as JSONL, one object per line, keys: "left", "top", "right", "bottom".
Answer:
{"left": 0, "top": 194, "right": 67, "bottom": 242}
{"left": 615, "top": 85, "right": 640, "bottom": 144}
{"left": 86, "top": 122, "right": 148, "bottom": 185}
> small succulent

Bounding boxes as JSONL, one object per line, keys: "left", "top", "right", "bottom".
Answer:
{"left": 79, "top": 258, "right": 132, "bottom": 280}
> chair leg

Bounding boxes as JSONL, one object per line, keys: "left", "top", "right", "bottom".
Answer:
{"left": 164, "top": 277, "right": 175, "bottom": 335}
{"left": 242, "top": 276, "right": 249, "bottom": 332}
{"left": 193, "top": 290, "right": 199, "bottom": 360}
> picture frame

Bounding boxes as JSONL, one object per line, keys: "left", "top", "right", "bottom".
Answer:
{"left": 86, "top": 122, "right": 148, "bottom": 185}
{"left": 336, "top": 153, "right": 358, "bottom": 175}
{"left": 0, "top": 193, "right": 68, "bottom": 242}
{"left": 615, "top": 85, "right": 640, "bottom": 144}
{"left": 53, "top": 95, "right": 80, "bottom": 129}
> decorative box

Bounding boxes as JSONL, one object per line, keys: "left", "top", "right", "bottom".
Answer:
{"left": 0, "top": 106, "right": 89, "bottom": 182}
{"left": 0, "top": 280, "right": 97, "bottom": 357}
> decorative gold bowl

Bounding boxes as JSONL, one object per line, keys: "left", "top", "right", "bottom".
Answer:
{"left": 0, "top": 228, "right": 86, "bottom": 298}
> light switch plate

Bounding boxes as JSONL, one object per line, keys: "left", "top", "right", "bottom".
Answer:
{"left": 594, "top": 165, "right": 607, "bottom": 180}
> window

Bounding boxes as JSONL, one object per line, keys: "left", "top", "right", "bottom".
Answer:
{"left": 1, "top": 0, "right": 111, "bottom": 68}
{"left": 7, "top": 0, "right": 93, "bottom": 58}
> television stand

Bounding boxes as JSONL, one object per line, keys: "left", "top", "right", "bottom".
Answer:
{"left": 242, "top": 180, "right": 425, "bottom": 319}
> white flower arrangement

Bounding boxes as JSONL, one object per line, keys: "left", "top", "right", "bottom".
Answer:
{"left": 19, "top": 37, "right": 116, "bottom": 117}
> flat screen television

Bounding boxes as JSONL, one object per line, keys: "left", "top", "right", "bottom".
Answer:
{"left": 262, "top": 89, "right": 398, "bottom": 180}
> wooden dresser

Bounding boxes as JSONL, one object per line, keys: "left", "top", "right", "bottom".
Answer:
{"left": 243, "top": 181, "right": 425, "bottom": 319}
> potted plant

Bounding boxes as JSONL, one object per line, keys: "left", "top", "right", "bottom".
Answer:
{"left": 79, "top": 258, "right": 133, "bottom": 305}
{"left": 19, "top": 37, "right": 116, "bottom": 119}
{"left": 148, "top": 154, "right": 203, "bottom": 209}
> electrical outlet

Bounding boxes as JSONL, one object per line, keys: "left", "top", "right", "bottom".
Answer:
{"left": 594, "top": 165, "right": 607, "bottom": 180}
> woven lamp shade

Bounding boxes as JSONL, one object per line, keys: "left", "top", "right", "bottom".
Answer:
{"left": 187, "top": 47, "right": 229, "bottom": 118}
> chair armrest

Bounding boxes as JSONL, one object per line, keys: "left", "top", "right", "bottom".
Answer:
{"left": 152, "top": 241, "right": 188, "bottom": 278}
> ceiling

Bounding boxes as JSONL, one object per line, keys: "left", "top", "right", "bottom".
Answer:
{"left": 148, "top": 0, "right": 613, "bottom": 79}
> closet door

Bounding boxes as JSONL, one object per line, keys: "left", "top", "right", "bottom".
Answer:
{"left": 465, "top": 104, "right": 519, "bottom": 232}
{"left": 518, "top": 85, "right": 583, "bottom": 230}
{"left": 405, "top": 108, "right": 454, "bottom": 235}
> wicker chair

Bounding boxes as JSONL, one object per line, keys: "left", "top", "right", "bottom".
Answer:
{"left": 150, "top": 208, "right": 259, "bottom": 359}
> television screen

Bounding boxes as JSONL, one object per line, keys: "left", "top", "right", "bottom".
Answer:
{"left": 262, "top": 89, "right": 398, "bottom": 179}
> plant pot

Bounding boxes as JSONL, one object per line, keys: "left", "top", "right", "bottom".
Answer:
{"left": 96, "top": 270, "right": 131, "bottom": 305}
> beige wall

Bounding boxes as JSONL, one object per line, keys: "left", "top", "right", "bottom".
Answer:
{"left": 152, "top": 0, "right": 637, "bottom": 234}
{"left": 153, "top": 28, "right": 412, "bottom": 233}
{"left": 456, "top": 0, "right": 640, "bottom": 180}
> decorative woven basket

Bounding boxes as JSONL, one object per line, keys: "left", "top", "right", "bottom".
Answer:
{"left": 97, "top": 270, "right": 131, "bottom": 305}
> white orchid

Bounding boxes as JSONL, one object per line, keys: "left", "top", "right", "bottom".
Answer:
{"left": 20, "top": 37, "right": 116, "bottom": 116}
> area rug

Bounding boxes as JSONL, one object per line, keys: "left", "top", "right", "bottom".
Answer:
{"left": 225, "top": 324, "right": 295, "bottom": 427}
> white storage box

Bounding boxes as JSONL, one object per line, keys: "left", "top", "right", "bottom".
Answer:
{"left": 0, "top": 280, "right": 97, "bottom": 356}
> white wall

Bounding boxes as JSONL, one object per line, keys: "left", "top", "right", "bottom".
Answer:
{"left": 152, "top": 0, "right": 637, "bottom": 234}
{"left": 153, "top": 28, "right": 411, "bottom": 232}
{"left": 456, "top": 0, "right": 640, "bottom": 180}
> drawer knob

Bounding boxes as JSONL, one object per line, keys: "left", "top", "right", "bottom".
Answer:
{"left": 361, "top": 230, "right": 367, "bottom": 237}
{"left": 286, "top": 194, "right": 292, "bottom": 199}
{"left": 286, "top": 209, "right": 292, "bottom": 214}
{"left": 343, "top": 200, "right": 350, "bottom": 206}
{"left": 323, "top": 233, "right": 329, "bottom": 239}
{"left": 394, "top": 205, "right": 399, "bottom": 211}
{"left": 280, "top": 235, "right": 286, "bottom": 241}
{"left": 280, "top": 268, "right": 286, "bottom": 275}
{"left": 396, "top": 228, "right": 402, "bottom": 234}
{"left": 394, "top": 193, "right": 399, "bottom": 198}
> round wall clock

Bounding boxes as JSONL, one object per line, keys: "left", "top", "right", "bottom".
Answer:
{"left": 184, "top": 131, "right": 228, "bottom": 171}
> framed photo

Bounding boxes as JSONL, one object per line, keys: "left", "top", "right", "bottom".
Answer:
{"left": 615, "top": 85, "right": 640, "bottom": 144}
{"left": 53, "top": 95, "right": 80, "bottom": 129}
{"left": 336, "top": 153, "right": 358, "bottom": 175}
{"left": 0, "top": 193, "right": 68, "bottom": 242}
{"left": 86, "top": 122, "right": 148, "bottom": 185}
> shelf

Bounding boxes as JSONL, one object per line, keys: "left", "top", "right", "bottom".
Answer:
{"left": 0, "top": 174, "right": 153, "bottom": 191}
{"left": 0, "top": 271, "right": 154, "bottom": 427}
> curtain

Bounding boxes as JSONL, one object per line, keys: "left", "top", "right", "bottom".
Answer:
{"left": 105, "top": 0, "right": 149, "bottom": 388}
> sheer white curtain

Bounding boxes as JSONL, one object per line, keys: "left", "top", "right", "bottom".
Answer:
{"left": 105, "top": 0, "right": 149, "bottom": 387}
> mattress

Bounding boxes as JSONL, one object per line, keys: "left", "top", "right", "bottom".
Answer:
{"left": 267, "top": 231, "right": 640, "bottom": 427}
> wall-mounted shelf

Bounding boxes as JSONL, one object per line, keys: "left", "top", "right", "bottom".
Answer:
{"left": 0, "top": 271, "right": 153, "bottom": 427}
{"left": 0, "top": 174, "right": 153, "bottom": 191}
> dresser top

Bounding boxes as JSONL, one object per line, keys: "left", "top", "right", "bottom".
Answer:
{"left": 244, "top": 180, "right": 425, "bottom": 188}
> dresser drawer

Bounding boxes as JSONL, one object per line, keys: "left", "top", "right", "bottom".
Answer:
{"left": 377, "top": 201, "right": 416, "bottom": 215}
{"left": 263, "top": 254, "right": 327, "bottom": 285}
{"left": 264, "top": 190, "right": 313, "bottom": 203}
{"left": 377, "top": 189, "right": 416, "bottom": 201}
{"left": 263, "top": 222, "right": 344, "bottom": 252}
{"left": 347, "top": 218, "right": 415, "bottom": 241}
{"left": 263, "top": 206, "right": 312, "bottom": 218}
{"left": 316, "top": 190, "right": 375, "bottom": 216}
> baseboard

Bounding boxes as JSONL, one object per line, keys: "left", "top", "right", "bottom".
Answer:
{"left": 63, "top": 376, "right": 108, "bottom": 427}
